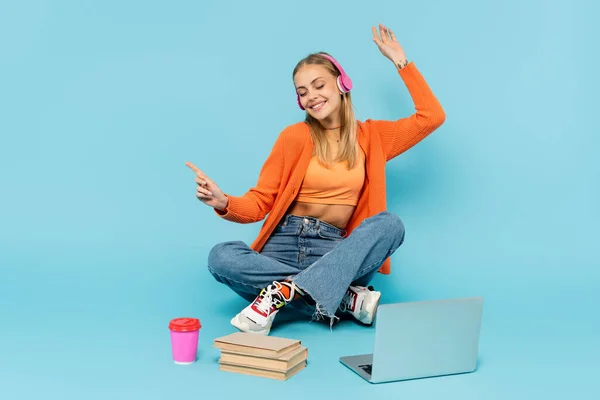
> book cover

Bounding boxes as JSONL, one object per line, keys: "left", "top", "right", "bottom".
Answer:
{"left": 219, "top": 360, "right": 307, "bottom": 381}
{"left": 214, "top": 332, "right": 302, "bottom": 357}
{"left": 219, "top": 345, "right": 307, "bottom": 372}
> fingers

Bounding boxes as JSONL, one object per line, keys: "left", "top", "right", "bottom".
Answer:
{"left": 378, "top": 24, "right": 386, "bottom": 42}
{"left": 389, "top": 28, "right": 397, "bottom": 42}
{"left": 195, "top": 177, "right": 207, "bottom": 186}
{"left": 371, "top": 26, "right": 379, "bottom": 41}
{"left": 185, "top": 161, "right": 202, "bottom": 175}
{"left": 372, "top": 26, "right": 383, "bottom": 46}
{"left": 196, "top": 185, "right": 213, "bottom": 199}
{"left": 373, "top": 24, "right": 394, "bottom": 45}
{"left": 195, "top": 177, "right": 210, "bottom": 195}
{"left": 186, "top": 161, "right": 214, "bottom": 185}
{"left": 186, "top": 161, "right": 207, "bottom": 179}
{"left": 379, "top": 23, "right": 392, "bottom": 42}
{"left": 187, "top": 161, "right": 219, "bottom": 204}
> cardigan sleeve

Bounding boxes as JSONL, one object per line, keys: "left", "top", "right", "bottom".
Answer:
{"left": 364, "top": 62, "right": 446, "bottom": 161}
{"left": 213, "top": 129, "right": 286, "bottom": 223}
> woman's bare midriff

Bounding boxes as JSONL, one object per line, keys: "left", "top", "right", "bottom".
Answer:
{"left": 285, "top": 201, "right": 355, "bottom": 230}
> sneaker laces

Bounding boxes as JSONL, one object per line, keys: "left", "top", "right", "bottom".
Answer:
{"left": 339, "top": 288, "right": 357, "bottom": 313}
{"left": 253, "top": 282, "right": 288, "bottom": 316}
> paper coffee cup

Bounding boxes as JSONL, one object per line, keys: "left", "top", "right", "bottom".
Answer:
{"left": 169, "top": 317, "right": 201, "bottom": 364}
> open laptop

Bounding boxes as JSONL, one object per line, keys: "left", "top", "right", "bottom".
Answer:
{"left": 339, "top": 297, "right": 484, "bottom": 384}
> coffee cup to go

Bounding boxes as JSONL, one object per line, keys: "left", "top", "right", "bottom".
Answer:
{"left": 168, "top": 318, "right": 201, "bottom": 364}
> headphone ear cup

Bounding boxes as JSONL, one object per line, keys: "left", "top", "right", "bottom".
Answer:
{"left": 342, "top": 75, "right": 352, "bottom": 92}
{"left": 297, "top": 94, "right": 305, "bottom": 110}
{"left": 337, "top": 76, "right": 350, "bottom": 93}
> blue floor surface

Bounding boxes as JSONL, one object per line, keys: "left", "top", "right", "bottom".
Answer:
{"left": 1, "top": 257, "right": 598, "bottom": 400}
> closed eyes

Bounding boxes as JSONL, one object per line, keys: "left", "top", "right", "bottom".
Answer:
{"left": 298, "top": 83, "right": 325, "bottom": 97}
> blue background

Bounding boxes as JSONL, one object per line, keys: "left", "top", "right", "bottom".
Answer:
{"left": 1, "top": 0, "right": 598, "bottom": 398}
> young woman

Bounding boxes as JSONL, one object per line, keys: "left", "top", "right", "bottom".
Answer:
{"left": 186, "top": 24, "right": 445, "bottom": 335}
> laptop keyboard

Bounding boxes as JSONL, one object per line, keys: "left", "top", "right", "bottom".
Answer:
{"left": 358, "top": 364, "right": 372, "bottom": 375}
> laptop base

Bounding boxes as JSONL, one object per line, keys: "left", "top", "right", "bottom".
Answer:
{"left": 339, "top": 354, "right": 374, "bottom": 382}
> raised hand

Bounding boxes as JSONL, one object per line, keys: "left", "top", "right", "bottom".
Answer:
{"left": 372, "top": 23, "right": 408, "bottom": 68}
{"left": 185, "top": 161, "right": 228, "bottom": 211}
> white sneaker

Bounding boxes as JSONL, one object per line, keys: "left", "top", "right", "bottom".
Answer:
{"left": 230, "top": 281, "right": 298, "bottom": 335}
{"left": 338, "top": 285, "right": 381, "bottom": 325}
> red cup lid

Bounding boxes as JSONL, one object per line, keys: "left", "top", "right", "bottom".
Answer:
{"left": 169, "top": 318, "right": 201, "bottom": 332}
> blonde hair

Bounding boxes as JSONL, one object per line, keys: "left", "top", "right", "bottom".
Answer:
{"left": 293, "top": 52, "right": 358, "bottom": 169}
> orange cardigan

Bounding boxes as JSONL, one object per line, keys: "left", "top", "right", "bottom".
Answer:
{"left": 215, "top": 62, "right": 446, "bottom": 274}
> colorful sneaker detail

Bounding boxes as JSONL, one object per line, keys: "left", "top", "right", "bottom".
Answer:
{"left": 230, "top": 281, "right": 298, "bottom": 335}
{"left": 338, "top": 285, "right": 381, "bottom": 325}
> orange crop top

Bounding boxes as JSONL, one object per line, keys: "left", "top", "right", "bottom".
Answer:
{"left": 296, "top": 148, "right": 365, "bottom": 206}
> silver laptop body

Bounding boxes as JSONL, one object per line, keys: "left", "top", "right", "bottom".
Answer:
{"left": 339, "top": 297, "right": 484, "bottom": 383}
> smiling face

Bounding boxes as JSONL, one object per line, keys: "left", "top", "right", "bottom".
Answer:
{"left": 294, "top": 64, "right": 343, "bottom": 126}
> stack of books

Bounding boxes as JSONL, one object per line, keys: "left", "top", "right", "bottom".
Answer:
{"left": 214, "top": 332, "right": 308, "bottom": 380}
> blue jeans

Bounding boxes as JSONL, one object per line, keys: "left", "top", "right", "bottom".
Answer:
{"left": 207, "top": 211, "right": 405, "bottom": 322}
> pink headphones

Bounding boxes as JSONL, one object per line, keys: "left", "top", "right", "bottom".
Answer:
{"left": 297, "top": 53, "right": 353, "bottom": 110}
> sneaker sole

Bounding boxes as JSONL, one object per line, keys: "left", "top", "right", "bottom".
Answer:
{"left": 230, "top": 314, "right": 271, "bottom": 336}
